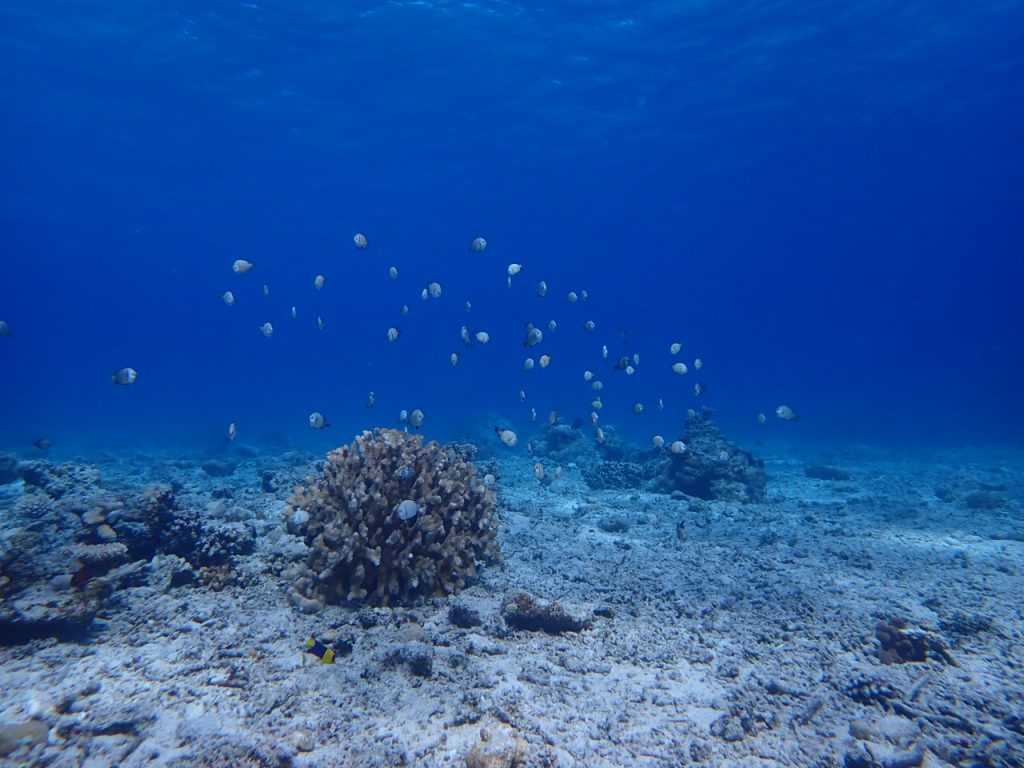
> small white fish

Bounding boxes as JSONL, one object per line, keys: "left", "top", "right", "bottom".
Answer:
{"left": 601, "top": 344, "right": 608, "bottom": 359}
{"left": 232, "top": 259, "right": 253, "bottom": 274}
{"left": 314, "top": 274, "right": 325, "bottom": 290}
{"left": 409, "top": 409, "right": 425, "bottom": 429}
{"left": 580, "top": 289, "right": 589, "bottom": 300}
{"left": 401, "top": 304, "right": 409, "bottom": 315}
{"left": 465, "top": 300, "right": 472, "bottom": 312}
{"left": 539, "top": 354, "right": 551, "bottom": 368}
{"left": 398, "top": 409, "right": 408, "bottom": 423}
{"left": 591, "top": 398, "right": 603, "bottom": 410}
{"left": 537, "top": 280, "right": 547, "bottom": 297}
{"left": 461, "top": 325, "right": 472, "bottom": 346}
{"left": 672, "top": 362, "right": 687, "bottom": 375}
{"left": 625, "top": 365, "right": 635, "bottom": 375}
{"left": 633, "top": 402, "right": 644, "bottom": 414}
{"left": 589, "top": 411, "right": 599, "bottom": 426}
{"left": 450, "top": 352, "right": 459, "bottom": 366}
{"left": 221, "top": 291, "right": 235, "bottom": 306}
{"left": 353, "top": 233, "right": 368, "bottom": 248}
{"left": 495, "top": 427, "right": 517, "bottom": 447}
{"left": 520, "top": 389, "right": 527, "bottom": 401}
{"left": 524, "top": 326, "right": 543, "bottom": 347}
{"left": 583, "top": 320, "right": 595, "bottom": 332}
{"left": 291, "top": 306, "right": 297, "bottom": 319}
{"left": 775, "top": 405, "right": 799, "bottom": 421}
{"left": 227, "top": 423, "right": 238, "bottom": 441}
{"left": 262, "top": 284, "right": 269, "bottom": 297}
{"left": 366, "top": 391, "right": 376, "bottom": 408}
{"left": 757, "top": 413, "right": 767, "bottom": 425}
{"left": 591, "top": 380, "right": 603, "bottom": 391}
{"left": 583, "top": 370, "right": 594, "bottom": 381}
{"left": 633, "top": 353, "right": 640, "bottom": 365}
{"left": 469, "top": 237, "right": 487, "bottom": 252}
{"left": 389, "top": 266, "right": 398, "bottom": 279}
{"left": 548, "top": 319, "right": 556, "bottom": 332}
{"left": 669, "top": 440, "right": 686, "bottom": 454}
{"left": 387, "top": 327, "right": 400, "bottom": 342}
{"left": 567, "top": 291, "right": 578, "bottom": 303}
{"left": 112, "top": 367, "right": 138, "bottom": 385}
{"left": 507, "top": 263, "right": 522, "bottom": 277}
{"left": 530, "top": 407, "right": 537, "bottom": 422}
{"left": 670, "top": 342, "right": 681, "bottom": 355}
{"left": 595, "top": 427, "right": 605, "bottom": 444}
{"left": 259, "top": 322, "right": 273, "bottom": 338}
{"left": 427, "top": 281, "right": 442, "bottom": 299}
{"left": 658, "top": 398, "right": 664, "bottom": 411}
{"left": 421, "top": 287, "right": 428, "bottom": 301}
{"left": 475, "top": 331, "right": 490, "bottom": 344}
{"left": 651, "top": 435, "right": 665, "bottom": 448}
{"left": 309, "top": 411, "right": 329, "bottom": 429}
{"left": 694, "top": 358, "right": 703, "bottom": 370}
{"left": 523, "top": 358, "right": 534, "bottom": 371}
{"left": 317, "top": 316, "right": 324, "bottom": 331}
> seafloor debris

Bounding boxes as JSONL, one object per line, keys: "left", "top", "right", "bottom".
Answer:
{"left": 500, "top": 591, "right": 592, "bottom": 633}
{"left": 875, "top": 618, "right": 956, "bottom": 665}
{"left": 286, "top": 428, "right": 500, "bottom": 608}
{"left": 804, "top": 464, "right": 853, "bottom": 481}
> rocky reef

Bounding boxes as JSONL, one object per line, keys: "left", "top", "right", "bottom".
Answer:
{"left": 529, "top": 409, "right": 766, "bottom": 502}
{"left": 651, "top": 409, "right": 767, "bottom": 502}
{"left": 0, "top": 458, "right": 256, "bottom": 643}
{"left": 285, "top": 428, "right": 500, "bottom": 609}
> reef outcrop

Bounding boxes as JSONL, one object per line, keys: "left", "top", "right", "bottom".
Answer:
{"left": 286, "top": 429, "right": 500, "bottom": 609}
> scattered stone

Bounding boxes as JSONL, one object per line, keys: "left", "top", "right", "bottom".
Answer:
{"left": 464, "top": 725, "right": 528, "bottom": 768}
{"left": 0, "top": 720, "right": 49, "bottom": 757}
{"left": 449, "top": 603, "right": 483, "bottom": 628}
{"left": 0, "top": 453, "right": 20, "bottom": 485}
{"left": 201, "top": 460, "right": 236, "bottom": 478}
{"left": 0, "top": 587, "right": 102, "bottom": 643}
{"left": 82, "top": 508, "right": 107, "bottom": 526}
{"left": 963, "top": 491, "right": 1004, "bottom": 510}
{"left": 804, "top": 464, "right": 852, "bottom": 481}
{"left": 292, "top": 730, "right": 313, "bottom": 752}
{"left": 384, "top": 642, "right": 433, "bottom": 678}
{"left": 597, "top": 515, "right": 631, "bottom": 533}
{"left": 96, "top": 523, "right": 117, "bottom": 541}
{"left": 501, "top": 592, "right": 591, "bottom": 633}
{"left": 875, "top": 618, "right": 955, "bottom": 665}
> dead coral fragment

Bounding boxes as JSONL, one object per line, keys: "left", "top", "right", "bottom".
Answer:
{"left": 501, "top": 591, "right": 592, "bottom": 633}
{"left": 804, "top": 464, "right": 852, "bottom": 481}
{"left": 875, "top": 618, "right": 956, "bottom": 666}
{"left": 288, "top": 429, "right": 500, "bottom": 607}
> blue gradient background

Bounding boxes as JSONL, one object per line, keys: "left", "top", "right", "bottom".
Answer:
{"left": 1, "top": 1, "right": 1021, "bottom": 454}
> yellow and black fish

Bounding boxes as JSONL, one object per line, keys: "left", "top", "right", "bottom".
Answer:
{"left": 304, "top": 637, "right": 336, "bottom": 664}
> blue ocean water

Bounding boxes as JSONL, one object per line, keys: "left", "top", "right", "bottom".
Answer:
{"left": 1, "top": 0, "right": 1022, "bottom": 455}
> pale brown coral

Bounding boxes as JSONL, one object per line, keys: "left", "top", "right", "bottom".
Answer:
{"left": 287, "top": 429, "right": 500, "bottom": 607}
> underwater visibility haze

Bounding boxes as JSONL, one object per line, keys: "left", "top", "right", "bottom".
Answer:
{"left": 0, "top": 1, "right": 1023, "bottom": 766}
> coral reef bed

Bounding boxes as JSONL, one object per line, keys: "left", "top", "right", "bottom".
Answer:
{"left": 0, "top": 443, "right": 1021, "bottom": 766}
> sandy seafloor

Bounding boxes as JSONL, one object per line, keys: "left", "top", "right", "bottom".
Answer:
{"left": 0, "top": 441, "right": 1022, "bottom": 768}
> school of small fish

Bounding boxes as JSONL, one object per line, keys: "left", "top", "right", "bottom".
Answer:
{"left": 8, "top": 230, "right": 798, "bottom": 452}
